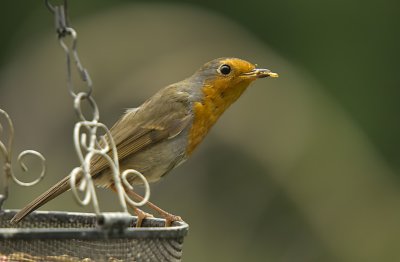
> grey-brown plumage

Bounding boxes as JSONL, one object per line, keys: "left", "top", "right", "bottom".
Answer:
{"left": 11, "top": 83, "right": 193, "bottom": 224}
{"left": 10, "top": 57, "right": 278, "bottom": 224}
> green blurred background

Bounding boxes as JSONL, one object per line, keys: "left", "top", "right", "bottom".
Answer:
{"left": 1, "top": 0, "right": 400, "bottom": 261}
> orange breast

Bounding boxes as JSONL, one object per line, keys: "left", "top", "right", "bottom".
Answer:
{"left": 186, "top": 79, "right": 251, "bottom": 155}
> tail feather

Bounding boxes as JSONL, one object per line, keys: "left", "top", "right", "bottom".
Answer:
{"left": 10, "top": 176, "right": 73, "bottom": 224}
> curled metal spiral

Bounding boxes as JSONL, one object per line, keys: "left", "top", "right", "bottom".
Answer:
{"left": 49, "top": 0, "right": 151, "bottom": 215}
{"left": 69, "top": 94, "right": 151, "bottom": 215}
{"left": 122, "top": 169, "right": 150, "bottom": 207}
{"left": 0, "top": 0, "right": 152, "bottom": 217}
{"left": 0, "top": 109, "right": 46, "bottom": 209}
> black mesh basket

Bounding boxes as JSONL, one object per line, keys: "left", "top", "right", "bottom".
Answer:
{"left": 0, "top": 210, "right": 188, "bottom": 261}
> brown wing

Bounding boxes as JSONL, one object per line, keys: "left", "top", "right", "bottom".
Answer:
{"left": 10, "top": 85, "right": 193, "bottom": 224}
{"left": 89, "top": 100, "right": 191, "bottom": 176}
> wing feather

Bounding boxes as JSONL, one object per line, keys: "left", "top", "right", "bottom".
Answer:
{"left": 89, "top": 104, "right": 191, "bottom": 177}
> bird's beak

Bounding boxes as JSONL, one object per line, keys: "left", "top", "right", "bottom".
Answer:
{"left": 242, "top": 68, "right": 279, "bottom": 79}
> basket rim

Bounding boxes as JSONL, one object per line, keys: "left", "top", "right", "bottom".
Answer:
{"left": 0, "top": 209, "right": 189, "bottom": 240}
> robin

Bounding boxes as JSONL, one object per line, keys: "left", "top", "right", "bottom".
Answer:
{"left": 11, "top": 57, "right": 278, "bottom": 226}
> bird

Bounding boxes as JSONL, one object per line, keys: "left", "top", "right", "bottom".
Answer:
{"left": 10, "top": 57, "right": 278, "bottom": 226}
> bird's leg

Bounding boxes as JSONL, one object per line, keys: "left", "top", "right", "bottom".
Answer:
{"left": 109, "top": 185, "right": 153, "bottom": 227}
{"left": 123, "top": 187, "right": 183, "bottom": 227}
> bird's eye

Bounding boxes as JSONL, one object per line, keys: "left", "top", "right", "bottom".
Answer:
{"left": 218, "top": 64, "right": 231, "bottom": 75}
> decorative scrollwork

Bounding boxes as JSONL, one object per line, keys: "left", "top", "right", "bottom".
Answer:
{"left": 0, "top": 109, "right": 46, "bottom": 209}
{"left": 69, "top": 94, "right": 151, "bottom": 215}
{"left": 0, "top": 0, "right": 153, "bottom": 217}
{"left": 122, "top": 169, "right": 150, "bottom": 207}
{"left": 51, "top": 0, "right": 152, "bottom": 216}
{"left": 14, "top": 150, "right": 46, "bottom": 187}
{"left": 0, "top": 0, "right": 151, "bottom": 216}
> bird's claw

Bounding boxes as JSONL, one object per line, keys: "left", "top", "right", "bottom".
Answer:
{"left": 162, "top": 213, "right": 183, "bottom": 227}
{"left": 134, "top": 208, "right": 154, "bottom": 227}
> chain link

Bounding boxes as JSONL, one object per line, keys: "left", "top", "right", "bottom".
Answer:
{"left": 46, "top": 0, "right": 93, "bottom": 98}
{"left": 45, "top": 0, "right": 150, "bottom": 215}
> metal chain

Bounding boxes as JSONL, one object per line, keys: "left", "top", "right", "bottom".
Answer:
{"left": 44, "top": 0, "right": 150, "bottom": 215}
{"left": 45, "top": 0, "right": 93, "bottom": 98}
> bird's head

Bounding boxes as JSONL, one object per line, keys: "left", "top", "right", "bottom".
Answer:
{"left": 191, "top": 57, "right": 278, "bottom": 111}
{"left": 185, "top": 57, "right": 278, "bottom": 154}
{"left": 199, "top": 57, "right": 278, "bottom": 83}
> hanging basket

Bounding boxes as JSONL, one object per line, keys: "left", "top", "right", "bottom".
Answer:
{"left": 0, "top": 210, "right": 188, "bottom": 261}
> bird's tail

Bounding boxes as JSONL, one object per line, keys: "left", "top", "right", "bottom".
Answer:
{"left": 10, "top": 175, "right": 73, "bottom": 224}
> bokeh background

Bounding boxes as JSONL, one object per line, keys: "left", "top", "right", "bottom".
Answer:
{"left": 1, "top": 0, "right": 400, "bottom": 261}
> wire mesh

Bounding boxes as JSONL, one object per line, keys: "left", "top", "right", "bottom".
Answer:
{"left": 0, "top": 210, "right": 188, "bottom": 261}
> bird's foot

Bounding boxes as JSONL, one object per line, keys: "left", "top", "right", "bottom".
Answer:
{"left": 134, "top": 207, "right": 154, "bottom": 228}
{"left": 144, "top": 201, "right": 183, "bottom": 227}
{"left": 160, "top": 211, "right": 183, "bottom": 227}
{"left": 121, "top": 186, "right": 184, "bottom": 227}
